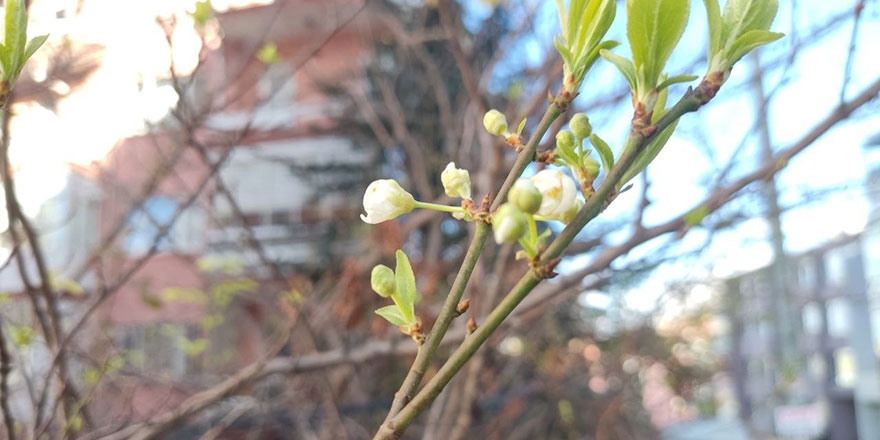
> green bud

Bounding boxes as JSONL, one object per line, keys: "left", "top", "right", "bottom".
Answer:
{"left": 583, "top": 157, "right": 600, "bottom": 180}
{"left": 509, "top": 179, "right": 542, "bottom": 214}
{"left": 483, "top": 109, "right": 508, "bottom": 136}
{"left": 492, "top": 203, "right": 528, "bottom": 244}
{"left": 556, "top": 130, "right": 576, "bottom": 152}
{"left": 570, "top": 113, "right": 592, "bottom": 139}
{"left": 371, "top": 264, "right": 396, "bottom": 298}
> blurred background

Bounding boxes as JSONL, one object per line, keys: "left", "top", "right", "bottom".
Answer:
{"left": 0, "top": 0, "right": 878, "bottom": 438}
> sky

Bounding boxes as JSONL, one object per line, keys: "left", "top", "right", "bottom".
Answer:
{"left": 6, "top": 0, "right": 273, "bottom": 216}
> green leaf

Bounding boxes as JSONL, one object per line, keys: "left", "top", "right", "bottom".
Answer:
{"left": 703, "top": 0, "right": 723, "bottom": 56}
{"left": 620, "top": 120, "right": 678, "bottom": 185}
{"left": 588, "top": 133, "right": 614, "bottom": 173}
{"left": 554, "top": 37, "right": 575, "bottom": 71}
{"left": 517, "top": 117, "right": 527, "bottom": 135}
{"left": 724, "top": 30, "right": 784, "bottom": 65}
{"left": 4, "top": 0, "right": 26, "bottom": 78}
{"left": 256, "top": 43, "right": 280, "bottom": 65}
{"left": 0, "top": 41, "right": 8, "bottom": 74}
{"left": 722, "top": 0, "right": 778, "bottom": 47}
{"left": 554, "top": 0, "right": 569, "bottom": 40}
{"left": 11, "top": 325, "right": 34, "bottom": 347}
{"left": 656, "top": 74, "right": 698, "bottom": 91}
{"left": 572, "top": 0, "right": 617, "bottom": 58}
{"left": 684, "top": 204, "right": 709, "bottom": 226}
{"left": 23, "top": 34, "right": 48, "bottom": 64}
{"left": 599, "top": 49, "right": 637, "bottom": 90}
{"left": 180, "top": 338, "right": 209, "bottom": 357}
{"left": 375, "top": 305, "right": 408, "bottom": 326}
{"left": 626, "top": 0, "right": 691, "bottom": 88}
{"left": 191, "top": 0, "right": 214, "bottom": 27}
{"left": 394, "top": 250, "right": 416, "bottom": 322}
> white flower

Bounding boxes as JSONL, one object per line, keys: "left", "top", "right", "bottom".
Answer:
{"left": 440, "top": 162, "right": 472, "bottom": 200}
{"left": 361, "top": 179, "right": 415, "bottom": 224}
{"left": 483, "top": 109, "right": 508, "bottom": 136}
{"left": 530, "top": 169, "right": 578, "bottom": 220}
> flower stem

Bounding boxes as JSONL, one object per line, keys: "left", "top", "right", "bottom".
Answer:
{"left": 413, "top": 200, "right": 465, "bottom": 214}
{"left": 377, "top": 95, "right": 569, "bottom": 429}
{"left": 377, "top": 85, "right": 716, "bottom": 439}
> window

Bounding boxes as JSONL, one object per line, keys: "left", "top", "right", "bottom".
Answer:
{"left": 124, "top": 196, "right": 204, "bottom": 255}
{"left": 257, "top": 62, "right": 295, "bottom": 109}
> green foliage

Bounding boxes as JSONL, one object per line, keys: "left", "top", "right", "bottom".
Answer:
{"left": 375, "top": 305, "right": 408, "bottom": 326}
{"left": 10, "top": 325, "right": 34, "bottom": 347}
{"left": 0, "top": 0, "right": 47, "bottom": 85}
{"left": 599, "top": 49, "right": 637, "bottom": 90}
{"left": 256, "top": 43, "right": 281, "bottom": 65}
{"left": 162, "top": 287, "right": 208, "bottom": 304}
{"left": 626, "top": 0, "right": 691, "bottom": 96}
{"left": 393, "top": 250, "right": 417, "bottom": 322}
{"left": 620, "top": 84, "right": 678, "bottom": 185}
{"left": 179, "top": 337, "right": 209, "bottom": 357}
{"left": 50, "top": 273, "right": 84, "bottom": 296}
{"left": 704, "top": 0, "right": 783, "bottom": 73}
{"left": 684, "top": 204, "right": 710, "bottom": 226}
{"left": 589, "top": 133, "right": 614, "bottom": 175}
{"left": 553, "top": 0, "right": 617, "bottom": 89}
{"left": 190, "top": 0, "right": 213, "bottom": 27}
{"left": 373, "top": 250, "right": 419, "bottom": 327}
{"left": 200, "top": 313, "right": 224, "bottom": 331}
{"left": 599, "top": 0, "right": 693, "bottom": 107}
{"left": 211, "top": 278, "right": 258, "bottom": 308}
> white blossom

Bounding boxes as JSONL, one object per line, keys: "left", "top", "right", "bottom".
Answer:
{"left": 440, "top": 162, "right": 472, "bottom": 200}
{"left": 361, "top": 179, "right": 415, "bottom": 224}
{"left": 530, "top": 169, "right": 578, "bottom": 220}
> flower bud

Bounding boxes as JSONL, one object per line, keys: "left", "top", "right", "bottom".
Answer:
{"left": 560, "top": 198, "right": 584, "bottom": 224}
{"left": 361, "top": 179, "right": 416, "bottom": 224}
{"left": 483, "top": 109, "right": 508, "bottom": 136}
{"left": 530, "top": 170, "right": 578, "bottom": 221}
{"left": 371, "top": 264, "right": 396, "bottom": 298}
{"left": 492, "top": 203, "right": 528, "bottom": 244}
{"left": 583, "top": 157, "right": 600, "bottom": 180}
{"left": 556, "top": 130, "right": 576, "bottom": 153}
{"left": 440, "top": 162, "right": 472, "bottom": 200}
{"left": 509, "top": 179, "right": 542, "bottom": 214}
{"left": 570, "top": 113, "right": 592, "bottom": 139}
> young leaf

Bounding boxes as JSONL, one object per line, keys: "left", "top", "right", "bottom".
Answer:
{"left": 394, "top": 250, "right": 416, "bottom": 322}
{"left": 4, "top": 0, "right": 27, "bottom": 76}
{"left": 599, "top": 49, "right": 637, "bottom": 90}
{"left": 684, "top": 204, "right": 710, "bottom": 226}
{"left": 725, "top": 30, "right": 784, "bottom": 65}
{"left": 375, "top": 305, "right": 409, "bottom": 326}
{"left": 517, "top": 117, "right": 527, "bottom": 135}
{"left": 703, "top": 0, "right": 723, "bottom": 56}
{"left": 656, "top": 74, "right": 698, "bottom": 91}
{"left": 627, "top": 0, "right": 691, "bottom": 88}
{"left": 23, "top": 34, "right": 48, "bottom": 65}
{"left": 620, "top": 121, "right": 678, "bottom": 186}
{"left": 588, "top": 133, "right": 614, "bottom": 173}
{"left": 722, "top": 0, "right": 779, "bottom": 47}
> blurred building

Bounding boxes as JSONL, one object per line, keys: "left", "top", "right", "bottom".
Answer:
{"left": 721, "top": 135, "right": 880, "bottom": 440}
{"left": 1, "top": 0, "right": 383, "bottom": 430}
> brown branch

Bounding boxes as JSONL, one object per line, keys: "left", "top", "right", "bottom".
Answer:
{"left": 521, "top": 75, "right": 880, "bottom": 314}
{"left": 0, "top": 317, "right": 15, "bottom": 440}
